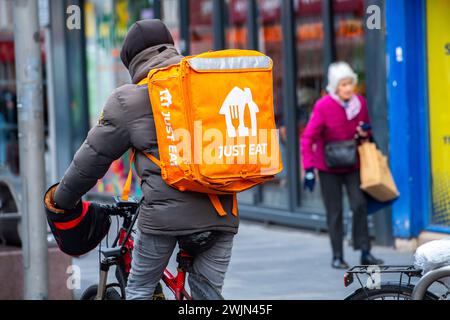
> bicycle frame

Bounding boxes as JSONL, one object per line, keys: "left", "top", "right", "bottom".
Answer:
{"left": 161, "top": 250, "right": 193, "bottom": 300}
{"left": 95, "top": 224, "right": 135, "bottom": 300}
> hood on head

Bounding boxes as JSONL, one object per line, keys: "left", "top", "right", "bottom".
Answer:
{"left": 120, "top": 19, "right": 174, "bottom": 69}
{"left": 127, "top": 44, "right": 182, "bottom": 84}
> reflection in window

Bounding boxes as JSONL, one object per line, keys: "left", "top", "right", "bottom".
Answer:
{"left": 333, "top": 0, "right": 365, "bottom": 95}
{"left": 258, "top": 0, "right": 288, "bottom": 209}
{"left": 0, "top": 0, "right": 48, "bottom": 177}
{"left": 225, "top": 0, "right": 248, "bottom": 49}
{"left": 162, "top": 0, "right": 181, "bottom": 51}
{"left": 1, "top": 1, "right": 18, "bottom": 174}
{"left": 84, "top": 0, "right": 161, "bottom": 197}
{"left": 190, "top": 0, "right": 213, "bottom": 54}
{"left": 296, "top": 0, "right": 325, "bottom": 211}
{"left": 297, "top": 0, "right": 366, "bottom": 212}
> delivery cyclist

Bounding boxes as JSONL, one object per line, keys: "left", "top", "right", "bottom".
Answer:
{"left": 301, "top": 62, "right": 384, "bottom": 269}
{"left": 43, "top": 20, "right": 238, "bottom": 299}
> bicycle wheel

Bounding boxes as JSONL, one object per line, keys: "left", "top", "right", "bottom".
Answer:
{"left": 345, "top": 283, "right": 439, "bottom": 300}
{"left": 80, "top": 284, "right": 122, "bottom": 300}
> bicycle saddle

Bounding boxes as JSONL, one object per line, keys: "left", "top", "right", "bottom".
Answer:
{"left": 177, "top": 231, "right": 222, "bottom": 256}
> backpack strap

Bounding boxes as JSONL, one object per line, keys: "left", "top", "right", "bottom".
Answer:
{"left": 207, "top": 194, "right": 227, "bottom": 217}
{"left": 232, "top": 193, "right": 238, "bottom": 216}
{"left": 121, "top": 149, "right": 136, "bottom": 201}
{"left": 121, "top": 150, "right": 161, "bottom": 201}
{"left": 143, "top": 152, "right": 161, "bottom": 167}
{"left": 207, "top": 193, "right": 238, "bottom": 217}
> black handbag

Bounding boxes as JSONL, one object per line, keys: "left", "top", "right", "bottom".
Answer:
{"left": 324, "top": 139, "right": 357, "bottom": 168}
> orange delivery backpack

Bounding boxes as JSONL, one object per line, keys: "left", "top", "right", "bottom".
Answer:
{"left": 122, "top": 49, "right": 283, "bottom": 216}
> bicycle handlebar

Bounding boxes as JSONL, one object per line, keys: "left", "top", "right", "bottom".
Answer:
{"left": 106, "top": 207, "right": 131, "bottom": 217}
{"left": 106, "top": 196, "right": 140, "bottom": 217}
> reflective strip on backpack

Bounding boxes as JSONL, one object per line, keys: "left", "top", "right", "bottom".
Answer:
{"left": 188, "top": 56, "right": 271, "bottom": 71}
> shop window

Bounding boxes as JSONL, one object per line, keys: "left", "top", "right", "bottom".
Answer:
{"left": 0, "top": 1, "right": 18, "bottom": 175}
{"left": 296, "top": 0, "right": 326, "bottom": 211}
{"left": 161, "top": 0, "right": 181, "bottom": 51}
{"left": 225, "top": 0, "right": 248, "bottom": 49}
{"left": 332, "top": 0, "right": 366, "bottom": 217}
{"left": 0, "top": 0, "right": 49, "bottom": 177}
{"left": 84, "top": 0, "right": 163, "bottom": 124}
{"left": 333, "top": 0, "right": 365, "bottom": 95}
{"left": 257, "top": 0, "right": 288, "bottom": 209}
{"left": 84, "top": 0, "right": 161, "bottom": 197}
{"left": 189, "top": 0, "right": 213, "bottom": 54}
{"left": 296, "top": 0, "right": 366, "bottom": 212}
{"left": 0, "top": 34, "right": 17, "bottom": 175}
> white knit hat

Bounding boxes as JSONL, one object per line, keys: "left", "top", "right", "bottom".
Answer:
{"left": 326, "top": 62, "right": 358, "bottom": 94}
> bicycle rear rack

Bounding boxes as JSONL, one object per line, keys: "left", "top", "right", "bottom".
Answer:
{"left": 344, "top": 265, "right": 422, "bottom": 288}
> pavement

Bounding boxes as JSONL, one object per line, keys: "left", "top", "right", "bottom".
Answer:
{"left": 73, "top": 220, "right": 414, "bottom": 300}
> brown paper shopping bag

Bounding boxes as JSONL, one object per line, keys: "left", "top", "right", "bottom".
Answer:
{"left": 358, "top": 142, "right": 399, "bottom": 202}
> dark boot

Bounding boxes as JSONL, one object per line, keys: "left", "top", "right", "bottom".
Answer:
{"left": 361, "top": 252, "right": 384, "bottom": 265}
{"left": 332, "top": 258, "right": 349, "bottom": 269}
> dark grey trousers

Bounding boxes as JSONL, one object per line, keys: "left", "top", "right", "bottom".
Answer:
{"left": 125, "top": 229, "right": 234, "bottom": 300}
{"left": 318, "top": 170, "right": 371, "bottom": 259}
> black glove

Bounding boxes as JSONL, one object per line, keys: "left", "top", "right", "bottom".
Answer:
{"left": 355, "top": 122, "right": 373, "bottom": 143}
{"left": 44, "top": 183, "right": 112, "bottom": 257}
{"left": 303, "top": 168, "right": 316, "bottom": 192}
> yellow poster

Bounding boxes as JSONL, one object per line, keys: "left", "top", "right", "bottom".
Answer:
{"left": 427, "top": 0, "right": 450, "bottom": 227}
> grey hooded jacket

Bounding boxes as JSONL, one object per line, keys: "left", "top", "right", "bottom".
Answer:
{"left": 54, "top": 44, "right": 239, "bottom": 236}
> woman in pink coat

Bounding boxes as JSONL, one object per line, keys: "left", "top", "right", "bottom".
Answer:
{"left": 300, "top": 62, "right": 384, "bottom": 269}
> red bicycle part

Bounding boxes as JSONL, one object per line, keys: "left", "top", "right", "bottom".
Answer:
{"left": 118, "top": 228, "right": 134, "bottom": 274}
{"left": 117, "top": 227, "right": 193, "bottom": 300}
{"left": 160, "top": 250, "right": 194, "bottom": 300}
{"left": 162, "top": 268, "right": 192, "bottom": 300}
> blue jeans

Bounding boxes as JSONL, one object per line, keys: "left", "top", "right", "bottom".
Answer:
{"left": 125, "top": 229, "right": 234, "bottom": 300}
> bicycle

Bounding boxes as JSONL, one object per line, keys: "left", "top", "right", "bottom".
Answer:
{"left": 80, "top": 196, "right": 224, "bottom": 300}
{"left": 344, "top": 264, "right": 450, "bottom": 300}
